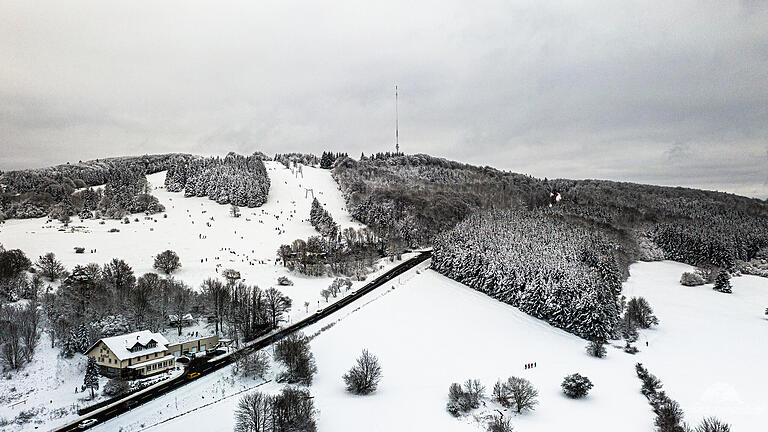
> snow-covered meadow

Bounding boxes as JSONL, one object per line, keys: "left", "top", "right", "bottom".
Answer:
{"left": 1, "top": 161, "right": 766, "bottom": 431}
{"left": 0, "top": 161, "right": 403, "bottom": 430}
{"left": 84, "top": 260, "right": 768, "bottom": 432}
{"left": 0, "top": 162, "right": 370, "bottom": 320}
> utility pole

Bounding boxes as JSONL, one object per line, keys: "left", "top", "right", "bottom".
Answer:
{"left": 395, "top": 84, "right": 399, "bottom": 155}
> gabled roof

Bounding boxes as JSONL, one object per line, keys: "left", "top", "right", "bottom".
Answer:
{"left": 86, "top": 330, "right": 170, "bottom": 361}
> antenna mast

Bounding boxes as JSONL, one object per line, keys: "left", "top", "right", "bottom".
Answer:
{"left": 395, "top": 84, "right": 399, "bottom": 154}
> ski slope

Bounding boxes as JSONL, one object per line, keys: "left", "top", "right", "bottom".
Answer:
{"left": 94, "top": 260, "right": 768, "bottom": 432}
{"left": 0, "top": 161, "right": 394, "bottom": 431}
{"left": 0, "top": 161, "right": 367, "bottom": 318}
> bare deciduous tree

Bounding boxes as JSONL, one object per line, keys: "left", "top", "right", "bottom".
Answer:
{"left": 342, "top": 349, "right": 382, "bottom": 395}
{"left": 235, "top": 391, "right": 272, "bottom": 432}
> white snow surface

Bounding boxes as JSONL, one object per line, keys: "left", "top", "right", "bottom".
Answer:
{"left": 2, "top": 163, "right": 767, "bottom": 431}
{"left": 0, "top": 162, "right": 367, "bottom": 320}
{"left": 0, "top": 161, "right": 392, "bottom": 430}
{"left": 91, "top": 260, "right": 768, "bottom": 432}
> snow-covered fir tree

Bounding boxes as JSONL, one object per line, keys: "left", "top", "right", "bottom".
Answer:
{"left": 165, "top": 152, "right": 270, "bottom": 208}
{"left": 432, "top": 209, "right": 623, "bottom": 341}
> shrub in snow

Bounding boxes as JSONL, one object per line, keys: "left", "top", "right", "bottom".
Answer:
{"left": 342, "top": 349, "right": 382, "bottom": 395}
{"left": 691, "top": 417, "right": 731, "bottom": 432}
{"left": 277, "top": 276, "right": 294, "bottom": 286}
{"left": 586, "top": 340, "right": 607, "bottom": 358}
{"left": 446, "top": 380, "right": 483, "bottom": 416}
{"left": 153, "top": 249, "right": 181, "bottom": 275}
{"left": 274, "top": 332, "right": 317, "bottom": 385}
{"left": 103, "top": 378, "right": 130, "bottom": 397}
{"left": 230, "top": 204, "right": 241, "bottom": 218}
{"left": 233, "top": 350, "right": 270, "bottom": 380}
{"left": 446, "top": 383, "right": 469, "bottom": 416}
{"left": 680, "top": 272, "right": 706, "bottom": 286}
{"left": 561, "top": 373, "right": 593, "bottom": 399}
{"left": 493, "top": 376, "right": 538, "bottom": 414}
{"left": 713, "top": 270, "right": 732, "bottom": 293}
{"left": 624, "top": 345, "right": 639, "bottom": 354}
{"left": 487, "top": 414, "right": 514, "bottom": 432}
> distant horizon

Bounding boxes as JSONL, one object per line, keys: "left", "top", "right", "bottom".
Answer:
{"left": 2, "top": 1, "right": 767, "bottom": 200}
{"left": 2, "top": 149, "right": 766, "bottom": 201}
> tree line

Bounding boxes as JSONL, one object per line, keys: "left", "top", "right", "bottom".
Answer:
{"left": 432, "top": 209, "right": 623, "bottom": 342}
{"left": 0, "top": 154, "right": 181, "bottom": 220}
{"left": 164, "top": 152, "right": 270, "bottom": 208}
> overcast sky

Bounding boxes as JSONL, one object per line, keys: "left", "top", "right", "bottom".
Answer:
{"left": 1, "top": 1, "right": 767, "bottom": 198}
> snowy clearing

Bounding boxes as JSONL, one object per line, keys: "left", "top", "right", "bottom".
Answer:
{"left": 101, "top": 260, "right": 768, "bottom": 432}
{"left": 0, "top": 161, "right": 407, "bottom": 431}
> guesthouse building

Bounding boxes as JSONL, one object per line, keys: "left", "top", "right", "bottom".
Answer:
{"left": 85, "top": 330, "right": 176, "bottom": 379}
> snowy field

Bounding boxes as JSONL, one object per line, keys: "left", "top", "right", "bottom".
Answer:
{"left": 99, "top": 260, "right": 768, "bottom": 432}
{"left": 0, "top": 161, "right": 409, "bottom": 430}
{"left": 0, "top": 161, "right": 371, "bottom": 320}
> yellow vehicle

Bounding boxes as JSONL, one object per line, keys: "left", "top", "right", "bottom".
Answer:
{"left": 187, "top": 372, "right": 201, "bottom": 379}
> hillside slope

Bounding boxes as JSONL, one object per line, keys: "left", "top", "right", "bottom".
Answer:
{"left": 94, "top": 260, "right": 768, "bottom": 431}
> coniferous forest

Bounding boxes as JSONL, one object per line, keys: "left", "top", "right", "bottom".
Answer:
{"left": 432, "top": 209, "right": 623, "bottom": 341}
{"left": 0, "top": 154, "right": 179, "bottom": 220}
{"left": 164, "top": 152, "right": 271, "bottom": 208}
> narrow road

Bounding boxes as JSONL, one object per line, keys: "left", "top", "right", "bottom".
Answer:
{"left": 54, "top": 250, "right": 432, "bottom": 432}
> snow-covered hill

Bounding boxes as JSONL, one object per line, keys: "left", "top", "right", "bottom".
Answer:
{"left": 99, "top": 260, "right": 768, "bottom": 432}
{"left": 0, "top": 161, "right": 401, "bottom": 431}
{"left": 0, "top": 162, "right": 369, "bottom": 315}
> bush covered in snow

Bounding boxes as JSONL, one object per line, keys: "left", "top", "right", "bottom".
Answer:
{"left": 232, "top": 350, "right": 270, "bottom": 380}
{"left": 433, "top": 209, "right": 623, "bottom": 341}
{"left": 561, "top": 373, "right": 593, "bottom": 399}
{"left": 154, "top": 250, "right": 181, "bottom": 275}
{"left": 274, "top": 332, "right": 317, "bottom": 385}
{"left": 342, "top": 349, "right": 382, "bottom": 395}
{"left": 164, "top": 152, "right": 270, "bottom": 208}
{"left": 487, "top": 414, "right": 514, "bottom": 432}
{"left": 103, "top": 378, "right": 130, "bottom": 397}
{"left": 493, "top": 376, "right": 539, "bottom": 414}
{"left": 276, "top": 276, "right": 294, "bottom": 286}
{"left": 680, "top": 271, "right": 706, "bottom": 286}
{"left": 446, "top": 379, "right": 485, "bottom": 416}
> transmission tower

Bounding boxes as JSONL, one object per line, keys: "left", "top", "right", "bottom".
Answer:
{"left": 395, "top": 84, "right": 399, "bottom": 155}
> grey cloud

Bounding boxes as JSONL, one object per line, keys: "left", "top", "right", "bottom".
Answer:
{"left": 0, "top": 0, "right": 766, "bottom": 199}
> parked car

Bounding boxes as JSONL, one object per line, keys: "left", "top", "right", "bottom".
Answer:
{"left": 176, "top": 356, "right": 190, "bottom": 364}
{"left": 78, "top": 418, "right": 98, "bottom": 429}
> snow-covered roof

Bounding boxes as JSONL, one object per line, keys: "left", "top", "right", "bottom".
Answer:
{"left": 87, "top": 330, "right": 170, "bottom": 361}
{"left": 127, "top": 354, "right": 175, "bottom": 369}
